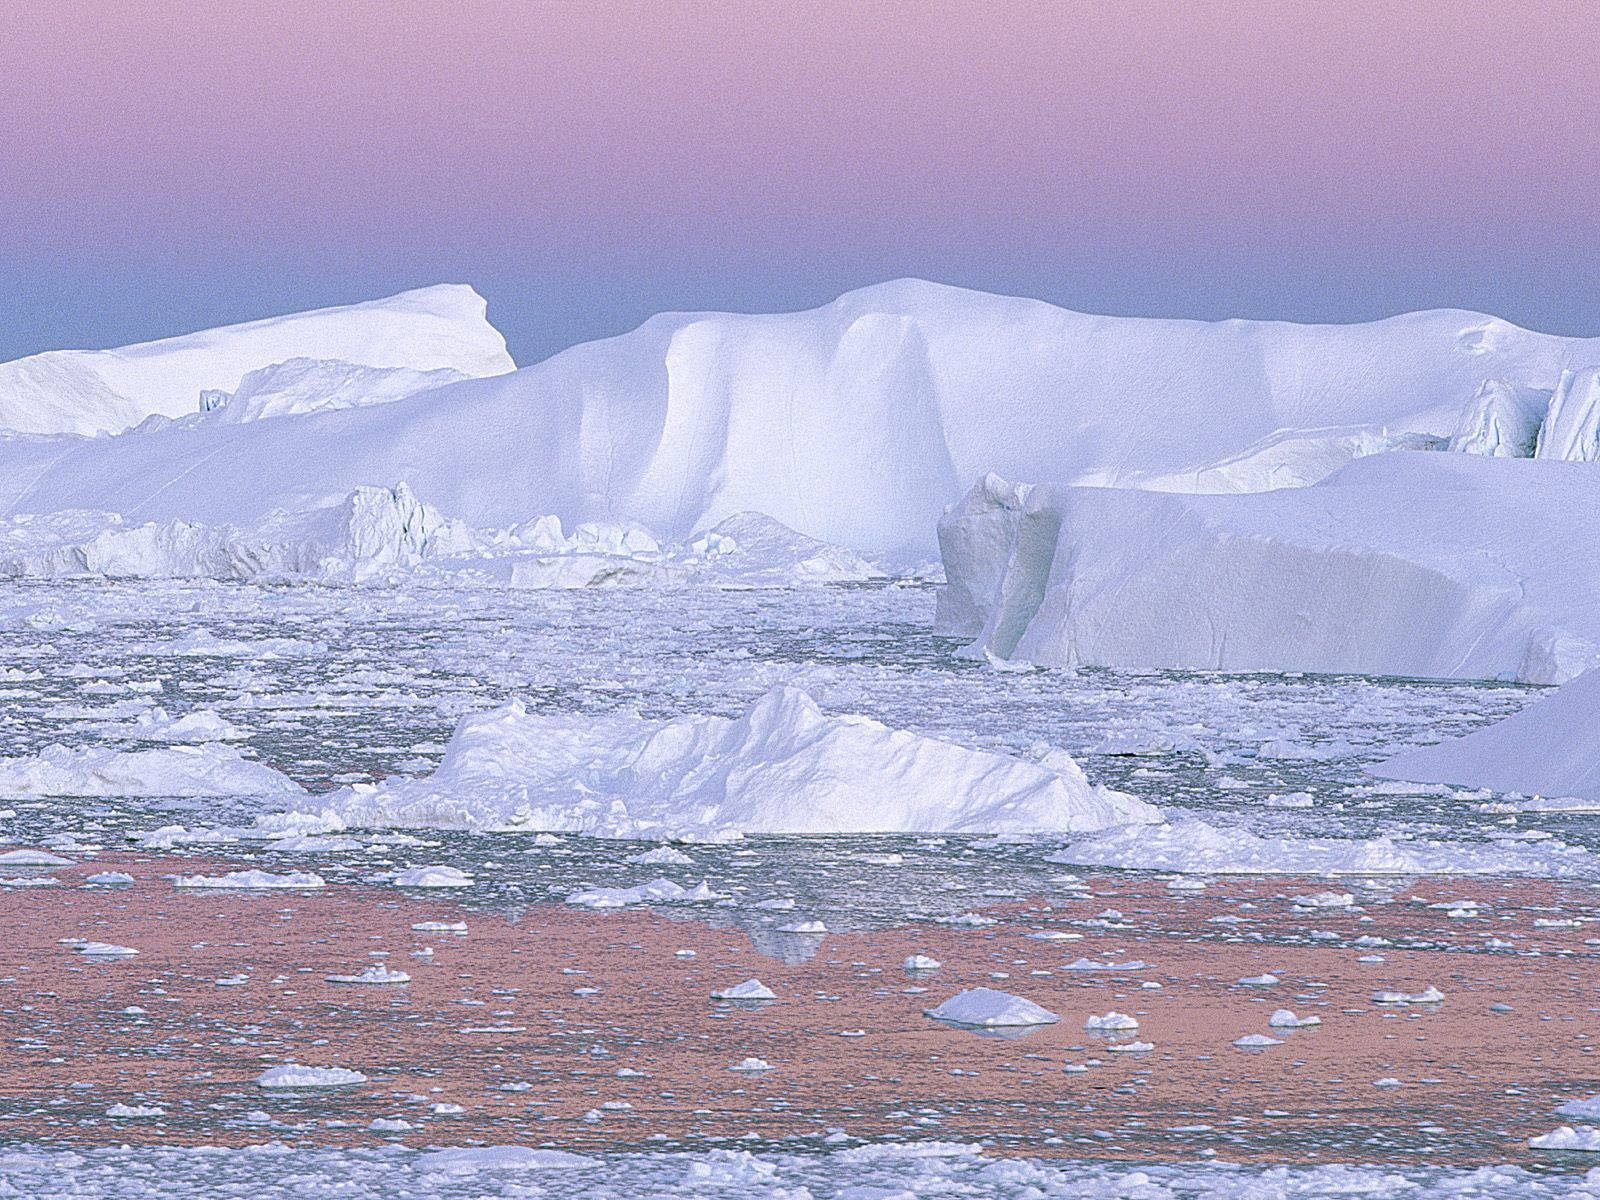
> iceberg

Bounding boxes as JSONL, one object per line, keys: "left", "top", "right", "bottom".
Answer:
{"left": 7, "top": 280, "right": 1600, "bottom": 558}
{"left": 939, "top": 453, "right": 1600, "bottom": 683}
{"left": 0, "top": 743, "right": 303, "bottom": 798}
{"left": 0, "top": 284, "right": 513, "bottom": 436}
{"left": 1371, "top": 668, "right": 1600, "bottom": 802}
{"left": 923, "top": 988, "right": 1059, "bottom": 1027}
{"left": 279, "top": 685, "right": 1158, "bottom": 839}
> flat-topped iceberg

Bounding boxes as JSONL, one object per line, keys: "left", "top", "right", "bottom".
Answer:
{"left": 1371, "top": 668, "right": 1600, "bottom": 802}
{"left": 278, "top": 685, "right": 1157, "bottom": 839}
{"left": 11, "top": 280, "right": 1600, "bottom": 558}
{"left": 0, "top": 284, "right": 513, "bottom": 437}
{"left": 939, "top": 453, "right": 1600, "bottom": 683}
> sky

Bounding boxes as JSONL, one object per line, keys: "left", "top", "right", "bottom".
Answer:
{"left": 4, "top": 0, "right": 1600, "bottom": 365}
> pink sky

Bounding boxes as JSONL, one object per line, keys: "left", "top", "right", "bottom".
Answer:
{"left": 4, "top": 0, "right": 1600, "bottom": 360}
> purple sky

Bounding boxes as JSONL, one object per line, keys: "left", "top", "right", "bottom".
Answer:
{"left": 5, "top": 0, "right": 1600, "bottom": 363}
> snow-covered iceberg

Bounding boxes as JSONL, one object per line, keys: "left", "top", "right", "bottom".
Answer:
{"left": 8, "top": 280, "right": 1600, "bottom": 558}
{"left": 277, "top": 685, "right": 1157, "bottom": 838}
{"left": 0, "top": 743, "right": 303, "bottom": 798}
{"left": 939, "top": 453, "right": 1600, "bottom": 683}
{"left": 1371, "top": 669, "right": 1600, "bottom": 802}
{"left": 0, "top": 284, "right": 513, "bottom": 436}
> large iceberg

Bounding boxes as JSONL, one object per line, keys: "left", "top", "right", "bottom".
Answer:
{"left": 277, "top": 685, "right": 1158, "bottom": 838}
{"left": 938, "top": 453, "right": 1600, "bottom": 684}
{"left": 0, "top": 284, "right": 513, "bottom": 436}
{"left": 6, "top": 280, "right": 1600, "bottom": 558}
{"left": 1371, "top": 669, "right": 1600, "bottom": 802}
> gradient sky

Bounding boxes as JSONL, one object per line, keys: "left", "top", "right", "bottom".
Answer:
{"left": 5, "top": 0, "right": 1600, "bottom": 364}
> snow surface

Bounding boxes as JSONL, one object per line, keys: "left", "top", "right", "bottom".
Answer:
{"left": 0, "top": 284, "right": 513, "bottom": 436}
{"left": 10, "top": 279, "right": 1600, "bottom": 558}
{"left": 939, "top": 453, "right": 1600, "bottom": 683}
{"left": 1372, "top": 667, "right": 1600, "bottom": 801}
{"left": 278, "top": 685, "right": 1157, "bottom": 838}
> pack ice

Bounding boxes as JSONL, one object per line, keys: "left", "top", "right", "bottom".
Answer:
{"left": 938, "top": 453, "right": 1600, "bottom": 683}
{"left": 1371, "top": 667, "right": 1600, "bottom": 802}
{"left": 8, "top": 279, "right": 1600, "bottom": 558}
{"left": 0, "top": 487, "right": 883, "bottom": 588}
{"left": 0, "top": 284, "right": 512, "bottom": 436}
{"left": 278, "top": 685, "right": 1157, "bottom": 838}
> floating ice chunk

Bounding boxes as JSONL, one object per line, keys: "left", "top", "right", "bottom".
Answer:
{"left": 1053, "top": 817, "right": 1600, "bottom": 877}
{"left": 325, "top": 965, "right": 410, "bottom": 985}
{"left": 1085, "top": 1012, "right": 1138, "bottom": 1031}
{"left": 411, "top": 921, "right": 468, "bottom": 934}
{"left": 728, "top": 1058, "right": 773, "bottom": 1072}
{"left": 711, "top": 979, "right": 776, "bottom": 1002}
{"left": 106, "top": 1103, "right": 164, "bottom": 1118}
{"left": 0, "top": 743, "right": 302, "bottom": 798}
{"left": 1238, "top": 974, "right": 1280, "bottom": 986}
{"left": 1371, "top": 986, "right": 1445, "bottom": 1005}
{"left": 174, "top": 870, "right": 325, "bottom": 889}
{"left": 1291, "top": 892, "right": 1355, "bottom": 909}
{"left": 565, "top": 878, "right": 726, "bottom": 908}
{"left": 777, "top": 920, "right": 826, "bottom": 935}
{"left": 1067, "top": 958, "right": 1146, "bottom": 972}
{"left": 0, "top": 849, "right": 74, "bottom": 866}
{"left": 1556, "top": 1096, "right": 1600, "bottom": 1120}
{"left": 625, "top": 845, "right": 693, "bottom": 866}
{"left": 393, "top": 865, "right": 473, "bottom": 889}
{"left": 256, "top": 1065, "right": 368, "bottom": 1088}
{"left": 1106, "top": 1041, "right": 1154, "bottom": 1053}
{"left": 369, "top": 1117, "right": 413, "bottom": 1133}
{"left": 924, "top": 988, "right": 1059, "bottom": 1028}
{"left": 77, "top": 942, "right": 137, "bottom": 957}
{"left": 84, "top": 871, "right": 134, "bottom": 886}
{"left": 286, "top": 686, "right": 1157, "bottom": 839}
{"left": 414, "top": 1146, "right": 599, "bottom": 1173}
{"left": 1531, "top": 1125, "right": 1600, "bottom": 1152}
{"left": 903, "top": 955, "right": 941, "bottom": 972}
{"left": 1234, "top": 1034, "right": 1285, "bottom": 1048}
{"left": 1269, "top": 1009, "right": 1321, "bottom": 1028}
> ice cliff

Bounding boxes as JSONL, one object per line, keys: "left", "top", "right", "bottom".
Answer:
{"left": 937, "top": 453, "right": 1600, "bottom": 684}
